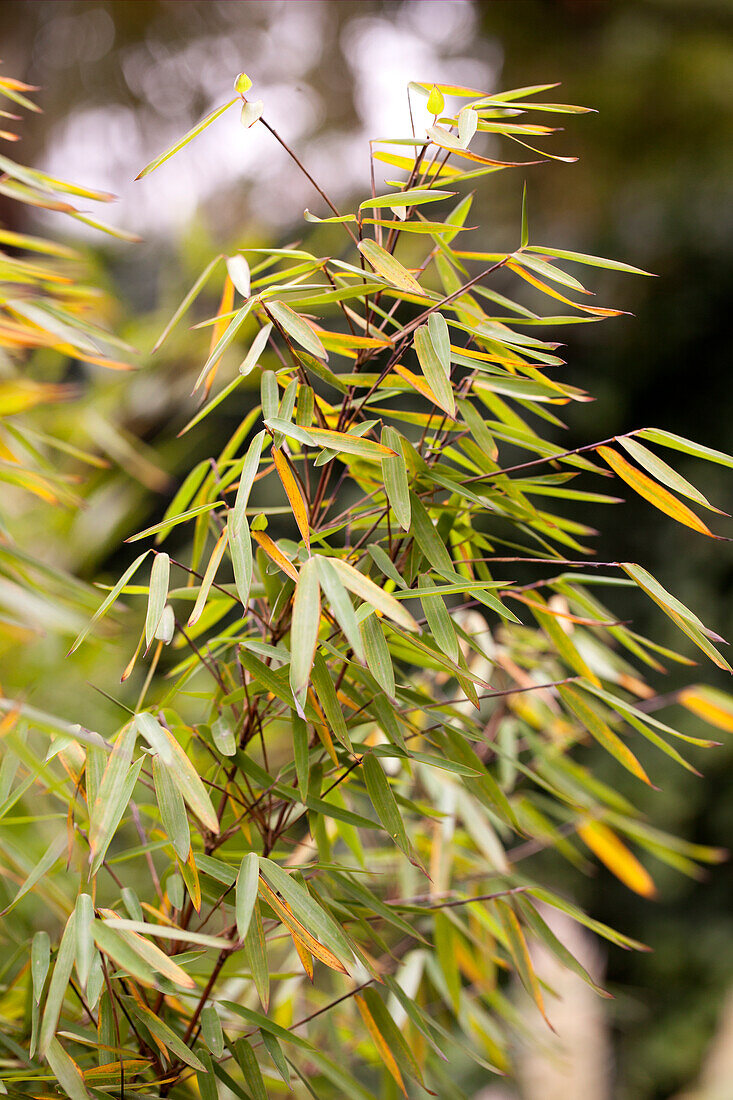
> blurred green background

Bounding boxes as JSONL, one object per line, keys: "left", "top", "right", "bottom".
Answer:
{"left": 3, "top": 1, "right": 732, "bottom": 1096}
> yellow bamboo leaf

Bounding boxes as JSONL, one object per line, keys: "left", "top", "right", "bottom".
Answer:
{"left": 355, "top": 994, "right": 407, "bottom": 1096}
{"left": 678, "top": 687, "right": 733, "bottom": 733}
{"left": 577, "top": 820, "right": 656, "bottom": 898}
{"left": 251, "top": 530, "right": 300, "bottom": 582}
{"left": 597, "top": 446, "right": 713, "bottom": 536}
{"left": 272, "top": 447, "right": 310, "bottom": 549}
{"left": 507, "top": 259, "right": 623, "bottom": 316}
{"left": 257, "top": 878, "right": 347, "bottom": 974}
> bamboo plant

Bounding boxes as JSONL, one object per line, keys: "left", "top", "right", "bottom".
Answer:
{"left": 2, "top": 74, "right": 733, "bottom": 1099}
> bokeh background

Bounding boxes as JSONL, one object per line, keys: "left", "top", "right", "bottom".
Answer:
{"left": 2, "top": 1, "right": 732, "bottom": 1096}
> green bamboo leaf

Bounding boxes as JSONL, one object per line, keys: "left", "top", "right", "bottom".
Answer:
{"left": 419, "top": 573, "right": 459, "bottom": 663}
{"left": 153, "top": 726, "right": 220, "bottom": 834}
{"left": 409, "top": 493, "right": 454, "bottom": 576}
{"left": 39, "top": 911, "right": 76, "bottom": 1057}
{"left": 219, "top": 1002, "right": 314, "bottom": 1050}
{"left": 381, "top": 426, "right": 411, "bottom": 531}
{"left": 31, "top": 930, "right": 50, "bottom": 1004}
{"left": 236, "top": 852, "right": 260, "bottom": 941}
{"left": 239, "top": 321, "right": 273, "bottom": 376}
{"left": 637, "top": 428, "right": 733, "bottom": 470}
{"left": 414, "top": 322, "right": 455, "bottom": 416}
{"left": 327, "top": 556, "right": 420, "bottom": 632}
{"left": 152, "top": 754, "right": 190, "bottom": 860}
{"left": 152, "top": 255, "right": 222, "bottom": 352}
{"left": 45, "top": 1037, "right": 90, "bottom": 1100}
{"left": 74, "top": 893, "right": 95, "bottom": 990}
{"left": 89, "top": 724, "right": 138, "bottom": 874}
{"left": 434, "top": 911, "right": 461, "bottom": 1013}
{"left": 131, "top": 1002, "right": 206, "bottom": 1072}
{"left": 261, "top": 1030, "right": 291, "bottom": 1086}
{"left": 361, "top": 613, "right": 396, "bottom": 698}
{"left": 144, "top": 552, "right": 169, "bottom": 650}
{"left": 232, "top": 1039, "right": 268, "bottom": 1100}
{"left": 68, "top": 551, "right": 149, "bottom": 654}
{"left": 316, "top": 555, "right": 364, "bottom": 660}
{"left": 136, "top": 99, "right": 238, "bottom": 178}
{"left": 201, "top": 1004, "right": 224, "bottom": 1059}
{"left": 233, "top": 429, "right": 266, "bottom": 534}
{"left": 358, "top": 239, "right": 422, "bottom": 293}
{"left": 126, "top": 502, "right": 225, "bottom": 544}
{"left": 619, "top": 436, "right": 723, "bottom": 513}
{"left": 0, "top": 833, "right": 65, "bottom": 916}
{"left": 194, "top": 299, "right": 254, "bottom": 392}
{"left": 267, "top": 299, "right": 327, "bottom": 359}
{"left": 362, "top": 753, "right": 411, "bottom": 859}
{"left": 228, "top": 511, "right": 253, "bottom": 607}
{"left": 520, "top": 180, "right": 529, "bottom": 247}
{"left": 103, "top": 919, "right": 226, "bottom": 949}
{"left": 289, "top": 557, "right": 321, "bottom": 716}
{"left": 359, "top": 188, "right": 455, "bottom": 210}
{"left": 311, "top": 653, "right": 353, "bottom": 752}
{"left": 242, "top": 900, "right": 269, "bottom": 1011}
{"left": 525, "top": 244, "right": 655, "bottom": 276}
{"left": 259, "top": 858, "right": 354, "bottom": 966}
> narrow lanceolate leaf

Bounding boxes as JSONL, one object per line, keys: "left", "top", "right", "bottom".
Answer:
{"left": 188, "top": 529, "right": 228, "bottom": 626}
{"left": 201, "top": 1005, "right": 225, "bottom": 1059}
{"left": 45, "top": 1037, "right": 90, "bottom": 1100}
{"left": 327, "top": 557, "right": 420, "bottom": 632}
{"left": 194, "top": 299, "right": 253, "bottom": 392}
{"left": 31, "top": 931, "right": 50, "bottom": 1003}
{"left": 289, "top": 557, "right": 321, "bottom": 715}
{"left": 304, "top": 426, "right": 396, "bottom": 460}
{"left": 240, "top": 322, "right": 273, "bottom": 376}
{"left": 559, "top": 684, "right": 652, "bottom": 786}
{"left": 233, "top": 429, "right": 266, "bottom": 533}
{"left": 316, "top": 555, "right": 364, "bottom": 660}
{"left": 101, "top": 920, "right": 225, "bottom": 950}
{"left": 236, "top": 852, "right": 260, "bottom": 941}
{"left": 228, "top": 511, "right": 253, "bottom": 607}
{"left": 637, "top": 427, "right": 733, "bottom": 469}
{"left": 362, "top": 753, "right": 411, "bottom": 859}
{"left": 252, "top": 530, "right": 300, "bottom": 582}
{"left": 68, "top": 551, "right": 149, "bottom": 654}
{"left": 0, "top": 833, "right": 66, "bottom": 916}
{"left": 597, "top": 445, "right": 714, "bottom": 536}
{"left": 267, "top": 299, "right": 327, "bottom": 360}
{"left": 458, "top": 104, "right": 478, "bottom": 146}
{"left": 272, "top": 447, "right": 310, "bottom": 549}
{"left": 152, "top": 754, "right": 190, "bottom": 860}
{"left": 89, "top": 723, "right": 137, "bottom": 874}
{"left": 74, "top": 893, "right": 95, "bottom": 990}
{"left": 152, "top": 255, "right": 221, "bottom": 352}
{"left": 153, "top": 726, "right": 219, "bottom": 834}
{"left": 39, "top": 911, "right": 76, "bottom": 1057}
{"left": 414, "top": 322, "right": 455, "bottom": 417}
{"left": 381, "top": 426, "right": 411, "bottom": 530}
{"left": 355, "top": 995, "right": 406, "bottom": 1096}
{"left": 361, "top": 613, "right": 396, "bottom": 698}
{"left": 358, "top": 239, "right": 423, "bottom": 293}
{"left": 136, "top": 98, "right": 238, "bottom": 178}
{"left": 258, "top": 858, "right": 354, "bottom": 967}
{"left": 359, "top": 187, "right": 456, "bottom": 210}
{"left": 132, "top": 1002, "right": 206, "bottom": 1072}
{"left": 619, "top": 436, "right": 725, "bottom": 513}
{"left": 419, "top": 573, "right": 459, "bottom": 663}
{"left": 242, "top": 901, "right": 269, "bottom": 1011}
{"left": 577, "top": 820, "right": 656, "bottom": 898}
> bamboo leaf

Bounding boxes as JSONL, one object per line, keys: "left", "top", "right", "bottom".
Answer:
{"left": 360, "top": 188, "right": 456, "bottom": 210}
{"left": 358, "top": 239, "right": 423, "bottom": 293}
{"left": 236, "top": 852, "right": 260, "bottom": 941}
{"left": 289, "top": 557, "right": 321, "bottom": 715}
{"left": 267, "top": 299, "right": 327, "bottom": 359}
{"left": 136, "top": 99, "right": 238, "bottom": 178}
{"left": 414, "top": 323, "right": 454, "bottom": 417}
{"left": 619, "top": 436, "right": 724, "bottom": 513}
{"left": 381, "top": 426, "right": 411, "bottom": 530}
{"left": 355, "top": 994, "right": 407, "bottom": 1095}
{"left": 188, "top": 529, "right": 228, "bottom": 626}
{"left": 597, "top": 445, "right": 714, "bottom": 536}
{"left": 327, "top": 556, "right": 420, "bottom": 632}
{"left": 45, "top": 1037, "right": 91, "bottom": 1100}
{"left": 68, "top": 551, "right": 149, "bottom": 654}
{"left": 362, "top": 753, "right": 411, "bottom": 859}
{"left": 361, "top": 612, "right": 396, "bottom": 698}
{"left": 152, "top": 754, "right": 190, "bottom": 860}
{"left": 316, "top": 555, "right": 364, "bottom": 660}
{"left": 577, "top": 820, "right": 656, "bottom": 897}
{"left": 272, "top": 447, "right": 310, "bottom": 549}
{"left": 39, "top": 911, "right": 76, "bottom": 1057}
{"left": 201, "top": 1005, "right": 224, "bottom": 1059}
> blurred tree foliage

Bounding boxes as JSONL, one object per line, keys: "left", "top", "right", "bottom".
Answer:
{"left": 1, "top": 2, "right": 732, "bottom": 1097}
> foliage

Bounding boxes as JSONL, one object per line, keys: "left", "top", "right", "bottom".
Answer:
{"left": 2, "top": 72, "right": 733, "bottom": 1099}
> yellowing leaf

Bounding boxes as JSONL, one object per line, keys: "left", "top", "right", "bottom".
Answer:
{"left": 679, "top": 686, "right": 733, "bottom": 733}
{"left": 252, "top": 530, "right": 299, "bottom": 582}
{"left": 357, "top": 239, "right": 423, "bottom": 293}
{"left": 272, "top": 447, "right": 310, "bottom": 549}
{"left": 597, "top": 446, "right": 713, "bottom": 536}
{"left": 355, "top": 994, "right": 407, "bottom": 1095}
{"left": 577, "top": 820, "right": 656, "bottom": 898}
